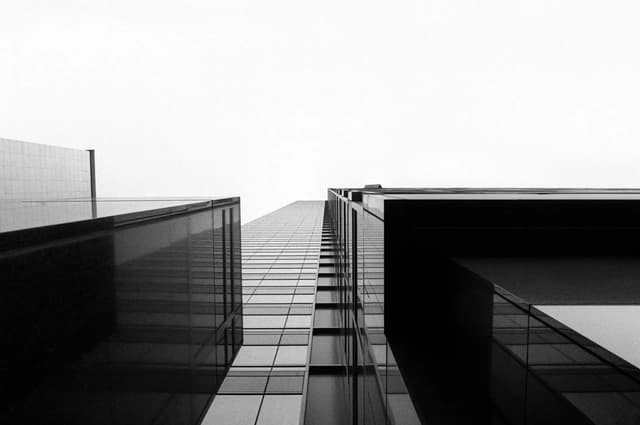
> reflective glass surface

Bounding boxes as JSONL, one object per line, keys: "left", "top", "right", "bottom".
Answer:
{"left": 455, "top": 257, "right": 640, "bottom": 424}
{"left": 1, "top": 198, "right": 242, "bottom": 424}
{"left": 537, "top": 305, "right": 640, "bottom": 369}
{"left": 203, "top": 201, "right": 323, "bottom": 425}
{"left": 0, "top": 197, "right": 231, "bottom": 233}
{"left": 324, "top": 190, "right": 420, "bottom": 425}
{"left": 329, "top": 187, "right": 640, "bottom": 425}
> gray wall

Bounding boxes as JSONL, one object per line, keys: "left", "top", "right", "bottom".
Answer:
{"left": 0, "top": 137, "right": 92, "bottom": 200}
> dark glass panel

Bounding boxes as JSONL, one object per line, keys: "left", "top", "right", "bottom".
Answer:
{"left": 1, "top": 200, "right": 241, "bottom": 425}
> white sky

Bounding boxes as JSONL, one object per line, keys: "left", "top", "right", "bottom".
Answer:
{"left": 1, "top": 1, "right": 639, "bottom": 223}
{"left": 538, "top": 305, "right": 640, "bottom": 369}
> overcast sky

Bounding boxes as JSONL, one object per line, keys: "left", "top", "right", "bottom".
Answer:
{"left": 1, "top": 1, "right": 639, "bottom": 223}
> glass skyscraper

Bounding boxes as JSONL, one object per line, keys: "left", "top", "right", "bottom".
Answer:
{"left": 2, "top": 196, "right": 242, "bottom": 425}
{"left": 2, "top": 137, "right": 242, "bottom": 425}
{"left": 5, "top": 141, "right": 640, "bottom": 425}
{"left": 202, "top": 199, "right": 419, "bottom": 425}
{"left": 328, "top": 187, "right": 640, "bottom": 425}
{"left": 202, "top": 201, "right": 323, "bottom": 425}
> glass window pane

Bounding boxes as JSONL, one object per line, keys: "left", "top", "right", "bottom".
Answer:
{"left": 243, "top": 316, "right": 286, "bottom": 329}
{"left": 201, "top": 395, "right": 262, "bottom": 425}
{"left": 280, "top": 332, "right": 309, "bottom": 345}
{"left": 274, "top": 346, "right": 308, "bottom": 366}
{"left": 218, "top": 376, "right": 268, "bottom": 394}
{"left": 292, "top": 295, "right": 315, "bottom": 304}
{"left": 285, "top": 315, "right": 312, "bottom": 328}
{"left": 233, "top": 346, "right": 277, "bottom": 366}
{"left": 248, "top": 295, "right": 293, "bottom": 304}
{"left": 266, "top": 376, "right": 304, "bottom": 394}
{"left": 256, "top": 395, "right": 302, "bottom": 425}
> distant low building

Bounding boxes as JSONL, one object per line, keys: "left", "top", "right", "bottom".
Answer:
{"left": 0, "top": 137, "right": 95, "bottom": 200}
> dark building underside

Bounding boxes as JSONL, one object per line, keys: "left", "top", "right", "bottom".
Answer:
{"left": 329, "top": 188, "right": 640, "bottom": 425}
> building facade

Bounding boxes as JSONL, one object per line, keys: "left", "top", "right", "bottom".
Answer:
{"left": 7, "top": 144, "right": 640, "bottom": 425}
{"left": 2, "top": 197, "right": 242, "bottom": 424}
{"left": 328, "top": 187, "right": 640, "bottom": 425}
{"left": 201, "top": 199, "right": 419, "bottom": 425}
{"left": 0, "top": 137, "right": 97, "bottom": 232}
{"left": 0, "top": 137, "right": 95, "bottom": 201}
{"left": 202, "top": 201, "right": 324, "bottom": 425}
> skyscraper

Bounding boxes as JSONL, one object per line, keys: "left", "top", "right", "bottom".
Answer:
{"left": 202, "top": 201, "right": 323, "bottom": 425}
{"left": 201, "top": 200, "right": 419, "bottom": 425}
{"left": 1, "top": 139, "right": 242, "bottom": 425}
{"left": 5, "top": 141, "right": 640, "bottom": 425}
{"left": 327, "top": 187, "right": 640, "bottom": 425}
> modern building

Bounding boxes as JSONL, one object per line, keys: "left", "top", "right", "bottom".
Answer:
{"left": 328, "top": 187, "right": 640, "bottom": 425}
{"left": 1, "top": 196, "right": 242, "bottom": 425}
{"left": 202, "top": 201, "right": 324, "bottom": 425}
{"left": 1, "top": 139, "right": 241, "bottom": 425}
{"left": 200, "top": 199, "right": 419, "bottom": 425}
{"left": 4, "top": 140, "right": 640, "bottom": 425}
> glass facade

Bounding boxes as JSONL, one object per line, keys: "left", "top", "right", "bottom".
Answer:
{"left": 1, "top": 198, "right": 241, "bottom": 425}
{"left": 327, "top": 190, "right": 420, "bottom": 425}
{"left": 201, "top": 201, "right": 323, "bottom": 425}
{"left": 8, "top": 177, "right": 640, "bottom": 425}
{"left": 328, "top": 187, "right": 640, "bottom": 425}
{"left": 487, "top": 288, "right": 640, "bottom": 425}
{"left": 0, "top": 198, "right": 230, "bottom": 234}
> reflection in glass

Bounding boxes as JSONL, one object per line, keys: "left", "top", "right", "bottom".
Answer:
{"left": 1, "top": 200, "right": 242, "bottom": 425}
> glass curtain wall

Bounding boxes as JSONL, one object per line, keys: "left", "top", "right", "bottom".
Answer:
{"left": 326, "top": 190, "right": 420, "bottom": 425}
{"left": 202, "top": 201, "right": 323, "bottom": 425}
{"left": 1, "top": 199, "right": 241, "bottom": 425}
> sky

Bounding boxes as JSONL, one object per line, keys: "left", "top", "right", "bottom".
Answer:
{"left": 1, "top": 0, "right": 640, "bottom": 223}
